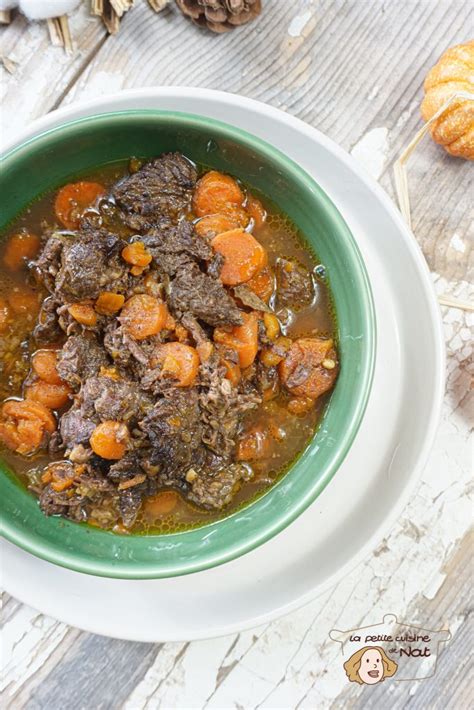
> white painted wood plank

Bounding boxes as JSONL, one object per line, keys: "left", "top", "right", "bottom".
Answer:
{"left": 0, "top": 4, "right": 106, "bottom": 144}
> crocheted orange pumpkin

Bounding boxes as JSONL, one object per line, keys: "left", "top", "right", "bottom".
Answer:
{"left": 421, "top": 41, "right": 474, "bottom": 160}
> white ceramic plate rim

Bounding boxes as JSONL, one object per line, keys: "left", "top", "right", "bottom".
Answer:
{"left": 1, "top": 88, "right": 445, "bottom": 641}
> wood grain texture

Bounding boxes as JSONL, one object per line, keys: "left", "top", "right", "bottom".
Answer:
{"left": 1, "top": 1, "right": 472, "bottom": 708}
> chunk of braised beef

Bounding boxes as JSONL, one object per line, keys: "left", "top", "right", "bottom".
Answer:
{"left": 55, "top": 229, "right": 128, "bottom": 301}
{"left": 199, "top": 356, "right": 261, "bottom": 457}
{"left": 233, "top": 284, "right": 271, "bottom": 313}
{"left": 153, "top": 251, "right": 194, "bottom": 278}
{"left": 59, "top": 404, "right": 95, "bottom": 451}
{"left": 276, "top": 258, "right": 314, "bottom": 310}
{"left": 169, "top": 263, "right": 243, "bottom": 327}
{"left": 80, "top": 375, "right": 152, "bottom": 423}
{"left": 108, "top": 453, "right": 145, "bottom": 483}
{"left": 32, "top": 234, "right": 64, "bottom": 293}
{"left": 38, "top": 462, "right": 118, "bottom": 524}
{"left": 57, "top": 334, "right": 110, "bottom": 389}
{"left": 180, "top": 313, "right": 211, "bottom": 348}
{"left": 38, "top": 485, "right": 76, "bottom": 518}
{"left": 143, "top": 219, "right": 212, "bottom": 269}
{"left": 103, "top": 324, "right": 163, "bottom": 380}
{"left": 139, "top": 389, "right": 203, "bottom": 483}
{"left": 48, "top": 431, "right": 63, "bottom": 456}
{"left": 207, "top": 251, "right": 225, "bottom": 279}
{"left": 112, "top": 153, "right": 198, "bottom": 230}
{"left": 187, "top": 463, "right": 252, "bottom": 510}
{"left": 33, "top": 296, "right": 62, "bottom": 343}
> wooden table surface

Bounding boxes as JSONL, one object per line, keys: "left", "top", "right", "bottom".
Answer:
{"left": 1, "top": 2, "right": 472, "bottom": 708}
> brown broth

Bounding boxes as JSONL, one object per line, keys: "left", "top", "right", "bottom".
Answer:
{"left": 0, "top": 162, "right": 337, "bottom": 534}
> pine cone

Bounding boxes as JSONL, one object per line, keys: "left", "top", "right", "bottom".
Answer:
{"left": 176, "top": 0, "right": 262, "bottom": 33}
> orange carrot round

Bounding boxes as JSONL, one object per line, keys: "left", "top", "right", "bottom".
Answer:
{"left": 26, "top": 381, "right": 71, "bottom": 410}
{"left": 195, "top": 212, "right": 244, "bottom": 238}
{"left": 195, "top": 214, "right": 234, "bottom": 239}
{"left": 211, "top": 228, "right": 267, "bottom": 286}
{"left": 32, "top": 350, "right": 63, "bottom": 385}
{"left": 120, "top": 294, "right": 168, "bottom": 340}
{"left": 193, "top": 171, "right": 244, "bottom": 217}
{"left": 95, "top": 292, "right": 125, "bottom": 316}
{"left": 68, "top": 302, "right": 98, "bottom": 327}
{"left": 144, "top": 490, "right": 180, "bottom": 518}
{"left": 3, "top": 231, "right": 41, "bottom": 271}
{"left": 90, "top": 420, "right": 129, "bottom": 460}
{"left": 214, "top": 311, "right": 259, "bottom": 369}
{"left": 121, "top": 242, "right": 152, "bottom": 268}
{"left": 151, "top": 342, "right": 200, "bottom": 387}
{"left": 55, "top": 181, "right": 105, "bottom": 230}
{"left": 50, "top": 470, "right": 76, "bottom": 492}
{"left": 0, "top": 399, "right": 56, "bottom": 455}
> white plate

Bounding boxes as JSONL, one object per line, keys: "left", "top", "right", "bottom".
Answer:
{"left": 0, "top": 89, "right": 444, "bottom": 642}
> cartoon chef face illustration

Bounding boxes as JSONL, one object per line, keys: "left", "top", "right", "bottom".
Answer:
{"left": 344, "top": 646, "right": 398, "bottom": 685}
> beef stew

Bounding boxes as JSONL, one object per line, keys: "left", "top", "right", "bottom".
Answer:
{"left": 0, "top": 153, "right": 339, "bottom": 533}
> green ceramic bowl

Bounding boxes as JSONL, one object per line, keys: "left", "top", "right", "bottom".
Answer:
{"left": 0, "top": 111, "right": 375, "bottom": 578}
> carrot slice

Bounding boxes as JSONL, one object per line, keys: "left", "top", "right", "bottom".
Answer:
{"left": 32, "top": 350, "right": 63, "bottom": 385}
{"left": 151, "top": 342, "right": 200, "bottom": 387}
{"left": 211, "top": 229, "right": 267, "bottom": 286}
{"left": 120, "top": 294, "right": 168, "bottom": 340}
{"left": 0, "top": 399, "right": 56, "bottom": 455}
{"left": 214, "top": 312, "right": 259, "bottom": 369}
{"left": 246, "top": 195, "right": 267, "bottom": 229}
{"left": 95, "top": 292, "right": 125, "bottom": 316}
{"left": 121, "top": 242, "right": 152, "bottom": 268}
{"left": 194, "top": 209, "right": 249, "bottom": 238}
{"left": 26, "top": 381, "right": 71, "bottom": 410}
{"left": 55, "top": 181, "right": 105, "bottom": 230}
{"left": 3, "top": 231, "right": 41, "bottom": 271}
{"left": 165, "top": 311, "right": 177, "bottom": 331}
{"left": 2, "top": 399, "right": 57, "bottom": 433}
{"left": 90, "top": 421, "right": 129, "bottom": 460}
{"left": 263, "top": 313, "right": 280, "bottom": 340}
{"left": 49, "top": 464, "right": 77, "bottom": 492}
{"left": 68, "top": 303, "right": 98, "bottom": 327}
{"left": 193, "top": 171, "right": 245, "bottom": 217}
{"left": 144, "top": 490, "right": 180, "bottom": 518}
{"left": 174, "top": 323, "right": 190, "bottom": 342}
{"left": 279, "top": 337, "right": 339, "bottom": 400}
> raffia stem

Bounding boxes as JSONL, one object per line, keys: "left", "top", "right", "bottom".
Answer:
{"left": 394, "top": 91, "right": 474, "bottom": 313}
{"left": 148, "top": 0, "right": 170, "bottom": 11}
{"left": 47, "top": 16, "right": 73, "bottom": 54}
{"left": 91, "top": 0, "right": 135, "bottom": 34}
